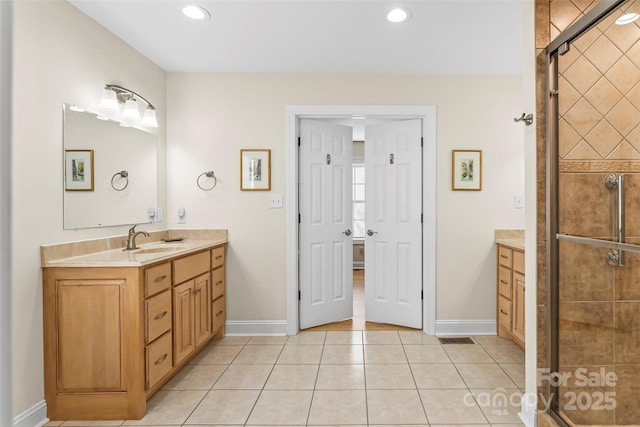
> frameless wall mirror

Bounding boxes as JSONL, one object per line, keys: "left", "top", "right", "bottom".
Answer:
{"left": 62, "top": 103, "right": 158, "bottom": 229}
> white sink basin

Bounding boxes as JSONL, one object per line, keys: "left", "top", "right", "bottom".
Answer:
{"left": 133, "top": 244, "right": 189, "bottom": 254}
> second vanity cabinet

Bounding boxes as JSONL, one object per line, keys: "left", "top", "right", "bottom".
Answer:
{"left": 43, "top": 242, "right": 227, "bottom": 420}
{"left": 496, "top": 243, "right": 525, "bottom": 349}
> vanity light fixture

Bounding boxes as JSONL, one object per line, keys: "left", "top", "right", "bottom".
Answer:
{"left": 616, "top": 12, "right": 640, "bottom": 25}
{"left": 98, "top": 84, "right": 158, "bottom": 128}
{"left": 387, "top": 7, "right": 412, "bottom": 23}
{"left": 182, "top": 5, "right": 211, "bottom": 20}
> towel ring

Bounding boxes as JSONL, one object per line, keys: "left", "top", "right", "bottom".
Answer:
{"left": 111, "top": 171, "right": 129, "bottom": 191}
{"left": 197, "top": 171, "right": 217, "bottom": 191}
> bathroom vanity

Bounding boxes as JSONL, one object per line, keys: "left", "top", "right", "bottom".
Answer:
{"left": 41, "top": 231, "right": 227, "bottom": 420}
{"left": 495, "top": 230, "right": 525, "bottom": 349}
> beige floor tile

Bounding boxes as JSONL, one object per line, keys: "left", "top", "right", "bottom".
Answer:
{"left": 246, "top": 390, "right": 313, "bottom": 425}
{"left": 213, "top": 364, "right": 273, "bottom": 389}
{"left": 364, "top": 344, "right": 408, "bottom": 363}
{"left": 307, "top": 390, "right": 367, "bottom": 425}
{"left": 162, "top": 363, "right": 227, "bottom": 390}
{"left": 44, "top": 423, "right": 64, "bottom": 427}
{"left": 410, "top": 363, "right": 467, "bottom": 389}
{"left": 370, "top": 425, "right": 428, "bottom": 427}
{"left": 419, "top": 389, "right": 488, "bottom": 424}
{"left": 287, "top": 331, "right": 326, "bottom": 345}
{"left": 123, "top": 390, "right": 206, "bottom": 425}
{"left": 501, "top": 363, "right": 525, "bottom": 388}
{"left": 474, "top": 335, "right": 516, "bottom": 346}
{"left": 456, "top": 364, "right": 518, "bottom": 389}
{"left": 232, "top": 344, "right": 283, "bottom": 364}
{"left": 61, "top": 422, "right": 123, "bottom": 426}
{"left": 430, "top": 425, "right": 490, "bottom": 426}
{"left": 404, "top": 344, "right": 451, "bottom": 363}
{"left": 470, "top": 388, "right": 524, "bottom": 424}
{"left": 246, "top": 335, "right": 288, "bottom": 345}
{"left": 367, "top": 389, "right": 428, "bottom": 424}
{"left": 483, "top": 344, "right": 525, "bottom": 364}
{"left": 184, "top": 389, "right": 260, "bottom": 425}
{"left": 490, "top": 424, "right": 525, "bottom": 426}
{"left": 363, "top": 330, "right": 401, "bottom": 344}
{"left": 211, "top": 336, "right": 250, "bottom": 346}
{"left": 316, "top": 364, "right": 365, "bottom": 389}
{"left": 277, "top": 344, "right": 323, "bottom": 364}
{"left": 265, "top": 364, "right": 319, "bottom": 390}
{"left": 365, "top": 363, "right": 416, "bottom": 389}
{"left": 399, "top": 331, "right": 441, "bottom": 345}
{"left": 444, "top": 344, "right": 494, "bottom": 363}
{"left": 189, "top": 344, "right": 242, "bottom": 364}
{"left": 321, "top": 344, "right": 364, "bottom": 364}
{"left": 325, "top": 331, "right": 363, "bottom": 344}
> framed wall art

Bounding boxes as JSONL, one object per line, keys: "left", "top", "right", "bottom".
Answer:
{"left": 65, "top": 149, "right": 94, "bottom": 191}
{"left": 240, "top": 149, "right": 271, "bottom": 191}
{"left": 452, "top": 149, "right": 482, "bottom": 191}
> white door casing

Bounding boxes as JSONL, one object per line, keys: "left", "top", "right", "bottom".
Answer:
{"left": 298, "top": 119, "right": 353, "bottom": 329}
{"left": 364, "top": 119, "right": 423, "bottom": 329}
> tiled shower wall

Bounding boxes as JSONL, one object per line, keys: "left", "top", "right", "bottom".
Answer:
{"left": 537, "top": 0, "right": 640, "bottom": 425}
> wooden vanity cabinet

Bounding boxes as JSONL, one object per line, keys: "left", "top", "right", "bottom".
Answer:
{"left": 43, "top": 243, "right": 227, "bottom": 421}
{"left": 496, "top": 244, "right": 525, "bottom": 349}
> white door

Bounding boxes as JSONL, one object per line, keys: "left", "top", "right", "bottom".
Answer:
{"left": 365, "top": 119, "right": 422, "bottom": 329}
{"left": 299, "top": 119, "right": 353, "bottom": 329}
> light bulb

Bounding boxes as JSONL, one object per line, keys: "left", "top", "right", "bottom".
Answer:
{"left": 123, "top": 98, "right": 140, "bottom": 120}
{"left": 99, "top": 87, "right": 119, "bottom": 110}
{"left": 142, "top": 107, "right": 158, "bottom": 128}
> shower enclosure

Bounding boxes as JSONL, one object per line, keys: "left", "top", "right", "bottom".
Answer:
{"left": 547, "top": 0, "right": 640, "bottom": 425}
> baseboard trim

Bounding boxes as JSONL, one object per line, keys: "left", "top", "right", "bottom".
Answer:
{"left": 435, "top": 320, "right": 497, "bottom": 336}
{"left": 519, "top": 392, "right": 537, "bottom": 427}
{"left": 225, "top": 320, "right": 287, "bottom": 336}
{"left": 12, "top": 400, "right": 48, "bottom": 427}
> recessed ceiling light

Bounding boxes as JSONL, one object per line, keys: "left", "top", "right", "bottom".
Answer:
{"left": 616, "top": 12, "right": 640, "bottom": 25}
{"left": 387, "top": 8, "right": 412, "bottom": 23}
{"left": 182, "top": 5, "right": 211, "bottom": 20}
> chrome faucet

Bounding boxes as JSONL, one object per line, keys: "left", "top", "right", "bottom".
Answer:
{"left": 125, "top": 224, "right": 149, "bottom": 250}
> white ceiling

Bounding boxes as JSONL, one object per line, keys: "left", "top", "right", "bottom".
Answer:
{"left": 69, "top": 0, "right": 526, "bottom": 75}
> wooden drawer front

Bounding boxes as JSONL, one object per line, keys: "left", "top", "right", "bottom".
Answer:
{"left": 513, "top": 250, "right": 525, "bottom": 274}
{"left": 212, "top": 297, "right": 225, "bottom": 333}
{"left": 145, "top": 262, "right": 171, "bottom": 298}
{"left": 498, "top": 246, "right": 512, "bottom": 268}
{"left": 173, "top": 251, "right": 210, "bottom": 285}
{"left": 498, "top": 296, "right": 512, "bottom": 330}
{"left": 146, "top": 332, "right": 172, "bottom": 390}
{"left": 212, "top": 267, "right": 225, "bottom": 301}
{"left": 498, "top": 266, "right": 512, "bottom": 299}
{"left": 146, "top": 290, "right": 172, "bottom": 344}
{"left": 211, "top": 246, "right": 225, "bottom": 269}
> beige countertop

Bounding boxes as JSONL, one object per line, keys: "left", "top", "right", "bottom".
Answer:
{"left": 42, "top": 238, "right": 227, "bottom": 268}
{"left": 495, "top": 238, "right": 525, "bottom": 251}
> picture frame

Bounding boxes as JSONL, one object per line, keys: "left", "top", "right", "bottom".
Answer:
{"left": 65, "top": 149, "right": 94, "bottom": 191}
{"left": 452, "top": 149, "right": 482, "bottom": 191}
{"left": 240, "top": 149, "right": 271, "bottom": 191}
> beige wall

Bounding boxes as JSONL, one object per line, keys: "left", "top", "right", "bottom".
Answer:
{"left": 166, "top": 73, "right": 526, "bottom": 323}
{"left": 12, "top": 1, "right": 166, "bottom": 418}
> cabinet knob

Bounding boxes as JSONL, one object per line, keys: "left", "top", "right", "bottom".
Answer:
{"left": 215, "top": 255, "right": 223, "bottom": 260}
{"left": 500, "top": 309, "right": 508, "bottom": 315}
{"left": 155, "top": 353, "right": 168, "bottom": 365}
{"left": 154, "top": 311, "right": 168, "bottom": 320}
{"left": 216, "top": 280, "right": 223, "bottom": 286}
{"left": 193, "top": 289, "right": 201, "bottom": 295}
{"left": 153, "top": 275, "right": 167, "bottom": 283}
{"left": 216, "top": 310, "right": 224, "bottom": 316}
{"left": 500, "top": 280, "right": 508, "bottom": 285}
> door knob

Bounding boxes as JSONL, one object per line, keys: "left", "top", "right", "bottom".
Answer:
{"left": 367, "top": 229, "right": 378, "bottom": 236}
{"left": 343, "top": 229, "right": 352, "bottom": 236}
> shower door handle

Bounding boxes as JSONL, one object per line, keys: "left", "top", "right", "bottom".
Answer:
{"left": 605, "top": 174, "right": 625, "bottom": 266}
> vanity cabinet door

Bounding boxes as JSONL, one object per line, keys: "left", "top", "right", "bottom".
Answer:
{"left": 194, "top": 273, "right": 212, "bottom": 347}
{"left": 513, "top": 272, "right": 525, "bottom": 344}
{"left": 173, "top": 280, "right": 195, "bottom": 366}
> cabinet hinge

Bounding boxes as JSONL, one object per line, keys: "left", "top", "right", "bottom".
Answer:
{"left": 298, "top": 137, "right": 301, "bottom": 147}
{"left": 298, "top": 290, "right": 301, "bottom": 300}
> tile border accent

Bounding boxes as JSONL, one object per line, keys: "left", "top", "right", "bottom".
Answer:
{"left": 225, "top": 320, "right": 288, "bottom": 336}
{"left": 12, "top": 400, "right": 47, "bottom": 427}
{"left": 559, "top": 160, "right": 640, "bottom": 172}
{"left": 435, "top": 320, "right": 497, "bottom": 336}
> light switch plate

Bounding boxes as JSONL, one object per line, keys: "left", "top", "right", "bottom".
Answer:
{"left": 269, "top": 194, "right": 283, "bottom": 209}
{"left": 514, "top": 194, "right": 525, "bottom": 209}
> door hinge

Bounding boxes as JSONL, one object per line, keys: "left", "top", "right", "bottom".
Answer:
{"left": 298, "top": 290, "right": 301, "bottom": 300}
{"left": 298, "top": 214, "right": 301, "bottom": 223}
{"left": 298, "top": 137, "right": 301, "bottom": 147}
{"left": 326, "top": 154, "right": 331, "bottom": 165}
{"left": 421, "top": 137, "right": 424, "bottom": 147}
{"left": 389, "top": 153, "right": 394, "bottom": 164}
{"left": 421, "top": 213, "right": 423, "bottom": 223}
{"left": 421, "top": 290, "right": 424, "bottom": 300}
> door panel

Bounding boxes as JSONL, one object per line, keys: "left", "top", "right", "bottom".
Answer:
{"left": 365, "top": 119, "right": 422, "bottom": 329}
{"left": 299, "top": 119, "right": 353, "bottom": 329}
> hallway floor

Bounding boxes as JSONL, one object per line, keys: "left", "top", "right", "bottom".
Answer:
{"left": 45, "top": 331, "right": 525, "bottom": 427}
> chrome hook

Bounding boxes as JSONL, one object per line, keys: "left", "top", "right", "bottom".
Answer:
{"left": 514, "top": 113, "right": 533, "bottom": 126}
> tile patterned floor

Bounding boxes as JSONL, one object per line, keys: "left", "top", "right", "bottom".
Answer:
{"left": 45, "top": 331, "right": 525, "bottom": 427}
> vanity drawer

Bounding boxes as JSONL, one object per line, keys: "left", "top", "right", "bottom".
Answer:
{"left": 498, "top": 246, "right": 512, "bottom": 268}
{"left": 498, "top": 266, "right": 512, "bottom": 299}
{"left": 513, "top": 250, "right": 525, "bottom": 274}
{"left": 498, "top": 296, "right": 512, "bottom": 330}
{"left": 211, "top": 246, "right": 225, "bottom": 269}
{"left": 212, "top": 267, "right": 225, "bottom": 301}
{"left": 145, "top": 262, "right": 171, "bottom": 298}
{"left": 146, "top": 331, "right": 172, "bottom": 390}
{"left": 212, "top": 297, "right": 225, "bottom": 333}
{"left": 173, "top": 251, "right": 210, "bottom": 285}
{"left": 145, "top": 290, "right": 171, "bottom": 344}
